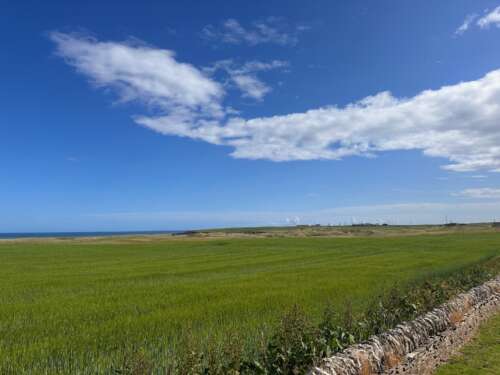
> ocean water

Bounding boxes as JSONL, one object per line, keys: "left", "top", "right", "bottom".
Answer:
{"left": 0, "top": 230, "right": 183, "bottom": 239}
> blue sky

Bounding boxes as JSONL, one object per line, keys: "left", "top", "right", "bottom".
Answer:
{"left": 3, "top": 0, "right": 500, "bottom": 232}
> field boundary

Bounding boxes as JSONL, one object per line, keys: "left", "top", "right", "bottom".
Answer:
{"left": 309, "top": 275, "right": 500, "bottom": 375}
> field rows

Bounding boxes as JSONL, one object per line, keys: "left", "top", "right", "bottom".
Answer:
{"left": 1, "top": 233, "right": 499, "bottom": 372}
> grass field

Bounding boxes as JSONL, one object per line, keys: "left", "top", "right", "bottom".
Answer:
{"left": 436, "top": 311, "right": 500, "bottom": 374}
{"left": 1, "top": 230, "right": 499, "bottom": 373}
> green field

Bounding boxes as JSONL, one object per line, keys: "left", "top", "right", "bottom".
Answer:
{"left": 436, "top": 311, "right": 500, "bottom": 374}
{"left": 1, "top": 231, "right": 499, "bottom": 373}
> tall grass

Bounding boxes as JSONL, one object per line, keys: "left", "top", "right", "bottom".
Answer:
{"left": 164, "top": 256, "right": 500, "bottom": 374}
{"left": 0, "top": 233, "right": 499, "bottom": 373}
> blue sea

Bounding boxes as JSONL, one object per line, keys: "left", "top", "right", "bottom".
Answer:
{"left": 0, "top": 231, "right": 183, "bottom": 239}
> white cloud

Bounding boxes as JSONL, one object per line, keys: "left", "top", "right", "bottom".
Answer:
{"left": 457, "top": 7, "right": 500, "bottom": 34}
{"left": 51, "top": 33, "right": 500, "bottom": 173}
{"left": 201, "top": 17, "right": 304, "bottom": 46}
{"left": 230, "top": 74, "right": 270, "bottom": 100}
{"left": 455, "top": 14, "right": 478, "bottom": 35}
{"left": 139, "top": 68, "right": 500, "bottom": 172}
{"left": 206, "top": 59, "right": 288, "bottom": 100}
{"left": 478, "top": 6, "right": 500, "bottom": 28}
{"left": 454, "top": 187, "right": 500, "bottom": 199}
{"left": 49, "top": 31, "right": 225, "bottom": 125}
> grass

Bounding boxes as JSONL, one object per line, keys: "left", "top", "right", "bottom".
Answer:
{"left": 435, "top": 311, "right": 500, "bottom": 374}
{"left": 0, "top": 231, "right": 499, "bottom": 373}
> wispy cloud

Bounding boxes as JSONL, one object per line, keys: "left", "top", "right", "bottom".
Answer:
{"left": 455, "top": 13, "right": 478, "bottom": 35}
{"left": 205, "top": 59, "right": 288, "bottom": 100}
{"left": 456, "top": 6, "right": 500, "bottom": 34}
{"left": 478, "top": 6, "right": 500, "bottom": 28}
{"left": 49, "top": 31, "right": 226, "bottom": 129}
{"left": 454, "top": 187, "right": 500, "bottom": 199}
{"left": 201, "top": 17, "right": 306, "bottom": 46}
{"left": 51, "top": 32, "right": 500, "bottom": 172}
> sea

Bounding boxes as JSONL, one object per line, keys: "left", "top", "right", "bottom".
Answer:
{"left": 0, "top": 230, "right": 183, "bottom": 239}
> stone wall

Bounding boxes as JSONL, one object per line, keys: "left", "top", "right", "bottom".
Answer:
{"left": 309, "top": 276, "right": 500, "bottom": 375}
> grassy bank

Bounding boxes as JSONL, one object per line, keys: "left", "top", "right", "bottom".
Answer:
{"left": 436, "top": 310, "right": 500, "bottom": 374}
{"left": 0, "top": 232, "right": 499, "bottom": 373}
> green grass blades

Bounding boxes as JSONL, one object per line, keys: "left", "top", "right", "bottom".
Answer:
{"left": 435, "top": 311, "right": 500, "bottom": 375}
{"left": 0, "top": 233, "right": 499, "bottom": 373}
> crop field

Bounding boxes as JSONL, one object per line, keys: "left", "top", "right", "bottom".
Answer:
{"left": 1, "top": 229, "right": 500, "bottom": 373}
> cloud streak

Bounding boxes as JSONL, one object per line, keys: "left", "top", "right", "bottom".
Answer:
{"left": 49, "top": 31, "right": 226, "bottom": 124}
{"left": 206, "top": 59, "right": 288, "bottom": 100}
{"left": 456, "top": 6, "right": 500, "bottom": 34}
{"left": 455, "top": 14, "right": 478, "bottom": 35}
{"left": 201, "top": 18, "right": 304, "bottom": 46}
{"left": 51, "top": 32, "right": 500, "bottom": 172}
{"left": 478, "top": 6, "right": 500, "bottom": 29}
{"left": 455, "top": 188, "right": 500, "bottom": 199}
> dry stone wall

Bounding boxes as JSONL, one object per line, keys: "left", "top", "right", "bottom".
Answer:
{"left": 309, "top": 276, "right": 500, "bottom": 375}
